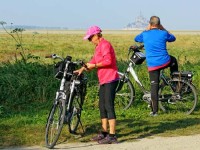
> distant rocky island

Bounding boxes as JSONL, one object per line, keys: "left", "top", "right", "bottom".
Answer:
{"left": 123, "top": 14, "right": 149, "bottom": 30}
{"left": 1, "top": 14, "right": 149, "bottom": 30}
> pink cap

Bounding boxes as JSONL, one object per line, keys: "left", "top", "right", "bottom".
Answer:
{"left": 83, "top": 25, "right": 102, "bottom": 40}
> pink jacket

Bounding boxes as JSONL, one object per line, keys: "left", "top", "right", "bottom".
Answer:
{"left": 89, "top": 38, "right": 119, "bottom": 85}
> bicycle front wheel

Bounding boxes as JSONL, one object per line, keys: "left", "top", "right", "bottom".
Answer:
{"left": 115, "top": 74, "right": 135, "bottom": 110}
{"left": 68, "top": 93, "right": 82, "bottom": 134}
{"left": 159, "top": 80, "right": 198, "bottom": 115}
{"left": 45, "top": 98, "right": 65, "bottom": 149}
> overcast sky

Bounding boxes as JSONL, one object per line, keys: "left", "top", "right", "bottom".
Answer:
{"left": 0, "top": 0, "right": 199, "bottom": 30}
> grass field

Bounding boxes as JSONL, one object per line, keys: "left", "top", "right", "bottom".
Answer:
{"left": 0, "top": 30, "right": 200, "bottom": 147}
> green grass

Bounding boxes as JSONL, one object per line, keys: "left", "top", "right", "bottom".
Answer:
{"left": 0, "top": 30, "right": 200, "bottom": 148}
{"left": 1, "top": 105, "right": 200, "bottom": 147}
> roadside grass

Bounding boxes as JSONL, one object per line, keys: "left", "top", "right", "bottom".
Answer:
{"left": 0, "top": 31, "right": 200, "bottom": 147}
{"left": 1, "top": 104, "right": 200, "bottom": 147}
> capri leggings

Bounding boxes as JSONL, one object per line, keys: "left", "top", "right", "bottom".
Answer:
{"left": 99, "top": 80, "right": 118, "bottom": 120}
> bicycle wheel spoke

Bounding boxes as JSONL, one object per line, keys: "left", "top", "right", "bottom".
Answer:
{"left": 115, "top": 74, "right": 135, "bottom": 110}
{"left": 70, "top": 108, "right": 79, "bottom": 129}
{"left": 68, "top": 93, "right": 81, "bottom": 133}
{"left": 159, "top": 80, "right": 197, "bottom": 115}
{"left": 45, "top": 99, "right": 65, "bottom": 148}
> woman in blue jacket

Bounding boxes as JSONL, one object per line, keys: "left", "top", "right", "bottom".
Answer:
{"left": 135, "top": 16, "right": 178, "bottom": 116}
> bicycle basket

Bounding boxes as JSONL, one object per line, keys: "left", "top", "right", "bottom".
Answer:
{"left": 130, "top": 51, "right": 146, "bottom": 65}
{"left": 54, "top": 61, "right": 65, "bottom": 79}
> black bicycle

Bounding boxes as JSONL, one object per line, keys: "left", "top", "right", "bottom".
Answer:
{"left": 45, "top": 54, "right": 87, "bottom": 149}
{"left": 116, "top": 44, "right": 198, "bottom": 115}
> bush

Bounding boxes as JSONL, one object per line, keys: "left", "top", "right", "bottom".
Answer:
{"left": 0, "top": 60, "right": 57, "bottom": 115}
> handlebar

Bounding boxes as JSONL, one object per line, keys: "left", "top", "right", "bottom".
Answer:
{"left": 129, "top": 44, "right": 144, "bottom": 52}
{"left": 45, "top": 54, "right": 64, "bottom": 61}
{"left": 45, "top": 53, "right": 88, "bottom": 69}
{"left": 73, "top": 60, "right": 88, "bottom": 69}
{"left": 45, "top": 55, "right": 52, "bottom": 58}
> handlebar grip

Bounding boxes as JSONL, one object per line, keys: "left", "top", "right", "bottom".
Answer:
{"left": 45, "top": 54, "right": 57, "bottom": 58}
{"left": 129, "top": 44, "right": 144, "bottom": 51}
{"left": 45, "top": 55, "right": 52, "bottom": 58}
{"left": 82, "top": 61, "right": 88, "bottom": 69}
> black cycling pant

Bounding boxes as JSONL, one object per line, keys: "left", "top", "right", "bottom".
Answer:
{"left": 149, "top": 55, "right": 178, "bottom": 113}
{"left": 99, "top": 80, "right": 118, "bottom": 120}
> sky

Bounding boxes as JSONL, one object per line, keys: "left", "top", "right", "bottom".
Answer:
{"left": 0, "top": 0, "right": 200, "bottom": 30}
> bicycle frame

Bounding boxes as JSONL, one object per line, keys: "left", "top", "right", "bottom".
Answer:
{"left": 54, "top": 61, "right": 71, "bottom": 108}
{"left": 59, "top": 61, "right": 70, "bottom": 91}
{"left": 119, "top": 61, "right": 148, "bottom": 94}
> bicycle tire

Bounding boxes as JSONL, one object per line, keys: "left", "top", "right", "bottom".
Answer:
{"left": 159, "top": 79, "right": 198, "bottom": 115}
{"left": 68, "top": 92, "right": 82, "bottom": 133}
{"left": 45, "top": 98, "right": 65, "bottom": 149}
{"left": 115, "top": 73, "right": 135, "bottom": 110}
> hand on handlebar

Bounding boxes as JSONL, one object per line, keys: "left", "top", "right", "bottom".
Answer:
{"left": 80, "top": 61, "right": 89, "bottom": 70}
{"left": 73, "top": 67, "right": 85, "bottom": 76}
{"left": 73, "top": 61, "right": 90, "bottom": 76}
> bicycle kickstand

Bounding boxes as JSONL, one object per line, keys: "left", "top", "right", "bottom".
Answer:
{"left": 79, "top": 119, "right": 85, "bottom": 133}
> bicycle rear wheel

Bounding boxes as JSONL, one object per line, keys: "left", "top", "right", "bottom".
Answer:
{"left": 45, "top": 98, "right": 65, "bottom": 149}
{"left": 159, "top": 80, "right": 197, "bottom": 115}
{"left": 68, "top": 92, "right": 82, "bottom": 134}
{"left": 115, "top": 74, "right": 135, "bottom": 110}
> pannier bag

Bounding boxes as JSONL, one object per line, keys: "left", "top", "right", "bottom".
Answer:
{"left": 171, "top": 71, "right": 193, "bottom": 93}
{"left": 130, "top": 51, "right": 146, "bottom": 65}
{"left": 171, "top": 71, "right": 193, "bottom": 81}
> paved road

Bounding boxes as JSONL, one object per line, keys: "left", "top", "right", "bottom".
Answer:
{"left": 3, "top": 134, "right": 200, "bottom": 150}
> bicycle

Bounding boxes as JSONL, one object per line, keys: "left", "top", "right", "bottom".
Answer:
{"left": 115, "top": 44, "right": 198, "bottom": 115}
{"left": 45, "top": 54, "right": 87, "bottom": 149}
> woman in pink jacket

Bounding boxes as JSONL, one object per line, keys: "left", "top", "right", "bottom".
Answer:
{"left": 74, "top": 26, "right": 119, "bottom": 144}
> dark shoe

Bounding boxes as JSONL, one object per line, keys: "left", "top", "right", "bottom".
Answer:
{"left": 98, "top": 135, "right": 118, "bottom": 144}
{"left": 149, "top": 112, "right": 158, "bottom": 117}
{"left": 91, "top": 133, "right": 105, "bottom": 141}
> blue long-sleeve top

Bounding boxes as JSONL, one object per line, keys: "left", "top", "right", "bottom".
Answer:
{"left": 134, "top": 28, "right": 176, "bottom": 71}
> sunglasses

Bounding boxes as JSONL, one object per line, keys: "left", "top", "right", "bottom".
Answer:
{"left": 88, "top": 35, "right": 95, "bottom": 42}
